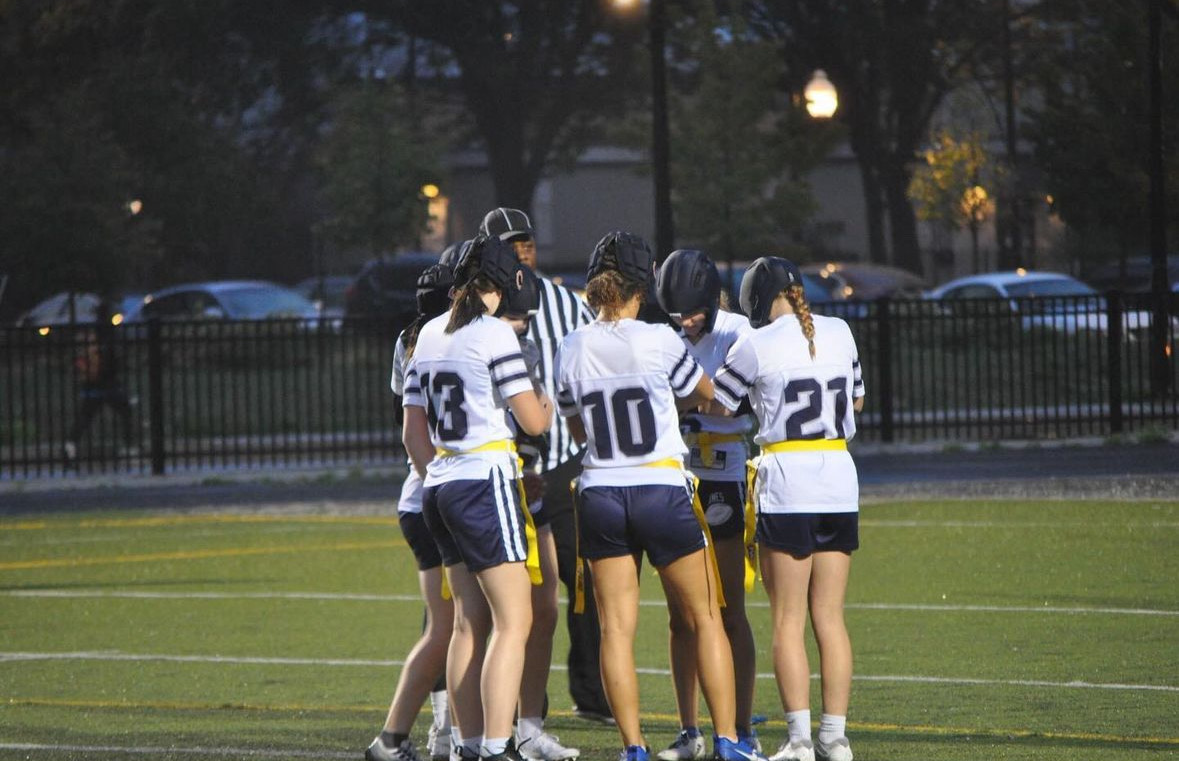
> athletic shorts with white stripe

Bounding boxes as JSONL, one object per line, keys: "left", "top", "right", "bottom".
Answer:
{"left": 420, "top": 461, "right": 530, "bottom": 573}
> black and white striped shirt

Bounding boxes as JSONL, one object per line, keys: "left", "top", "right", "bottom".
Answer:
{"left": 527, "top": 277, "right": 595, "bottom": 471}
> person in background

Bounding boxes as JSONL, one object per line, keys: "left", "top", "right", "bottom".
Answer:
{"left": 478, "top": 207, "right": 610, "bottom": 724}
{"left": 654, "top": 250, "right": 759, "bottom": 760}
{"left": 65, "top": 296, "right": 135, "bottom": 464}
{"left": 368, "top": 262, "right": 459, "bottom": 761}
{"left": 712, "top": 258, "right": 865, "bottom": 761}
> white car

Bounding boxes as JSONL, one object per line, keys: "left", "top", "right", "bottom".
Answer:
{"left": 925, "top": 270, "right": 1163, "bottom": 335}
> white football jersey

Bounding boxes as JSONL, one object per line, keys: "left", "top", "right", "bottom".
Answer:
{"left": 678, "top": 309, "right": 754, "bottom": 481}
{"left": 556, "top": 319, "right": 703, "bottom": 489}
{"left": 714, "top": 313, "right": 865, "bottom": 513}
{"left": 404, "top": 313, "right": 535, "bottom": 485}
{"left": 389, "top": 330, "right": 424, "bottom": 514}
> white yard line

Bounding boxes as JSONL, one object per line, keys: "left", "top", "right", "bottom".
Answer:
{"left": 4, "top": 588, "right": 1176, "bottom": 617}
{"left": 2, "top": 650, "right": 1175, "bottom": 693}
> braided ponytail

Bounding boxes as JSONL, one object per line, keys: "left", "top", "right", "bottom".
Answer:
{"left": 785, "top": 284, "right": 816, "bottom": 359}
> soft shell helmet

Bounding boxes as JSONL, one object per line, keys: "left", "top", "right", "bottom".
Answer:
{"left": 740, "top": 256, "right": 803, "bottom": 328}
{"left": 501, "top": 264, "right": 540, "bottom": 318}
{"left": 479, "top": 207, "right": 534, "bottom": 242}
{"left": 415, "top": 263, "right": 455, "bottom": 319}
{"left": 587, "top": 231, "right": 654, "bottom": 286}
{"left": 656, "top": 249, "right": 722, "bottom": 333}
{"left": 437, "top": 241, "right": 465, "bottom": 271}
{"left": 454, "top": 234, "right": 520, "bottom": 292}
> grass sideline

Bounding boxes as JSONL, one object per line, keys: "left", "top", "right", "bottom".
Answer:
{"left": 1, "top": 499, "right": 1177, "bottom": 760}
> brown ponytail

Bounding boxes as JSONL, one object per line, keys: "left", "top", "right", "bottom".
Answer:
{"left": 446, "top": 275, "right": 498, "bottom": 334}
{"left": 587, "top": 270, "right": 645, "bottom": 321}
{"left": 785, "top": 284, "right": 816, "bottom": 359}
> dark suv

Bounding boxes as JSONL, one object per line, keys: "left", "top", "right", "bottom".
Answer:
{"left": 344, "top": 252, "right": 440, "bottom": 333}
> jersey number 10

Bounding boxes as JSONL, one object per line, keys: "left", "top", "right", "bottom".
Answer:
{"left": 581, "top": 387, "right": 657, "bottom": 459}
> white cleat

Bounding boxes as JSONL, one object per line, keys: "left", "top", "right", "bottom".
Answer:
{"left": 517, "top": 732, "right": 581, "bottom": 761}
{"left": 366, "top": 737, "right": 424, "bottom": 761}
{"left": 657, "top": 730, "right": 706, "bottom": 761}
{"left": 768, "top": 739, "right": 814, "bottom": 761}
{"left": 814, "top": 737, "right": 852, "bottom": 761}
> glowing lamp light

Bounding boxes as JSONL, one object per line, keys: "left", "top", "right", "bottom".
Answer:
{"left": 128, "top": 199, "right": 143, "bottom": 215}
{"left": 420, "top": 183, "right": 440, "bottom": 199}
{"left": 804, "top": 70, "right": 838, "bottom": 119}
{"left": 38, "top": 326, "right": 50, "bottom": 336}
{"left": 111, "top": 313, "right": 124, "bottom": 326}
{"left": 1016, "top": 267, "right": 1028, "bottom": 276}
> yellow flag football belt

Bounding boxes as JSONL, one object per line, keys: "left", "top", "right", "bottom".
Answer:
{"left": 434, "top": 439, "right": 542, "bottom": 591}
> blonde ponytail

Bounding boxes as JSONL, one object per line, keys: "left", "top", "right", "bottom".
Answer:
{"left": 785, "top": 284, "right": 816, "bottom": 359}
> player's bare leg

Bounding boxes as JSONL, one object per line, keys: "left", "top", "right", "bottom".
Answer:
{"left": 445, "top": 563, "right": 492, "bottom": 745}
{"left": 379, "top": 566, "right": 454, "bottom": 734}
{"left": 714, "top": 536, "right": 756, "bottom": 734}
{"left": 475, "top": 561, "right": 534, "bottom": 743}
{"left": 590, "top": 553, "right": 644, "bottom": 749}
{"left": 658, "top": 547, "right": 737, "bottom": 742}
{"left": 808, "top": 552, "right": 852, "bottom": 717}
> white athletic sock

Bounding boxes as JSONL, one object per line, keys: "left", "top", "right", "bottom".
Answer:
{"left": 818, "top": 715, "right": 846, "bottom": 745}
{"left": 462, "top": 736, "right": 482, "bottom": 756}
{"left": 516, "top": 717, "right": 544, "bottom": 742}
{"left": 786, "top": 710, "right": 812, "bottom": 744}
{"left": 431, "top": 690, "right": 451, "bottom": 728}
{"left": 481, "top": 737, "right": 510, "bottom": 757}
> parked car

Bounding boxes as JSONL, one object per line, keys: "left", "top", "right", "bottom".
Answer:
{"left": 295, "top": 275, "right": 352, "bottom": 323}
{"left": 925, "top": 270, "right": 1162, "bottom": 334}
{"left": 129, "top": 281, "right": 320, "bottom": 325}
{"left": 344, "top": 252, "right": 440, "bottom": 331}
{"left": 802, "top": 261, "right": 927, "bottom": 301}
{"left": 18, "top": 292, "right": 144, "bottom": 333}
{"left": 1085, "top": 255, "right": 1179, "bottom": 294}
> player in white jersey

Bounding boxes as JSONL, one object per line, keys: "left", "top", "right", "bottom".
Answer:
{"left": 555, "top": 232, "right": 765, "bottom": 761}
{"left": 368, "top": 262, "right": 458, "bottom": 761}
{"left": 498, "top": 265, "right": 579, "bottom": 761}
{"left": 654, "top": 249, "right": 758, "bottom": 761}
{"left": 403, "top": 236, "right": 553, "bottom": 761}
{"left": 712, "top": 258, "right": 865, "bottom": 761}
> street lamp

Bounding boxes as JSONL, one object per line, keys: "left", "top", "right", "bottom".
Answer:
{"left": 613, "top": 0, "right": 674, "bottom": 260}
{"left": 804, "top": 70, "right": 838, "bottom": 119}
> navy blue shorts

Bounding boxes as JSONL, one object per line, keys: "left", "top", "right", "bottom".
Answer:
{"left": 757, "top": 512, "right": 859, "bottom": 557}
{"left": 577, "top": 484, "right": 706, "bottom": 569}
{"left": 697, "top": 480, "right": 746, "bottom": 541}
{"left": 421, "top": 470, "right": 531, "bottom": 573}
{"left": 399, "top": 511, "right": 442, "bottom": 571}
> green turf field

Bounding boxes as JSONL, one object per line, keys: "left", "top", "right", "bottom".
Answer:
{"left": 1, "top": 498, "right": 1176, "bottom": 760}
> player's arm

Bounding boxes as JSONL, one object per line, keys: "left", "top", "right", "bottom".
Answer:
{"left": 677, "top": 373, "right": 713, "bottom": 412}
{"left": 402, "top": 405, "right": 433, "bottom": 479}
{"left": 508, "top": 390, "right": 552, "bottom": 437}
{"left": 712, "top": 335, "right": 758, "bottom": 416}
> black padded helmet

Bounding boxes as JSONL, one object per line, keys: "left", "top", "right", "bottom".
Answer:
{"left": 454, "top": 234, "right": 520, "bottom": 291}
{"left": 656, "top": 249, "right": 722, "bottom": 333}
{"left": 501, "top": 264, "right": 541, "bottom": 318}
{"left": 415, "top": 263, "right": 455, "bottom": 319}
{"left": 587, "top": 231, "right": 654, "bottom": 286}
{"left": 437, "top": 241, "right": 466, "bottom": 271}
{"left": 479, "top": 207, "right": 534, "bottom": 242}
{"left": 740, "top": 256, "right": 803, "bottom": 328}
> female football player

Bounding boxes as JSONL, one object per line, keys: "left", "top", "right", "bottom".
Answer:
{"left": 654, "top": 249, "right": 758, "bottom": 760}
{"left": 403, "top": 236, "right": 553, "bottom": 761}
{"left": 367, "top": 261, "right": 459, "bottom": 761}
{"left": 554, "top": 231, "right": 764, "bottom": 761}
{"left": 712, "top": 257, "right": 865, "bottom": 761}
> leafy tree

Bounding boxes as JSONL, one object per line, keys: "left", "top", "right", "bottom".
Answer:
{"left": 667, "top": 7, "right": 836, "bottom": 266}
{"left": 374, "top": 0, "right": 644, "bottom": 211}
{"left": 909, "top": 129, "right": 995, "bottom": 270}
{"left": 743, "top": 0, "right": 1010, "bottom": 275}
{"left": 314, "top": 78, "right": 443, "bottom": 255}
{"left": 1022, "top": 0, "right": 1179, "bottom": 274}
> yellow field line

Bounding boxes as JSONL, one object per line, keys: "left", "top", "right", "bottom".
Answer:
{"left": 4, "top": 698, "right": 1177, "bottom": 746}
{"left": 1, "top": 514, "right": 396, "bottom": 531}
{"left": 0, "top": 540, "right": 404, "bottom": 571}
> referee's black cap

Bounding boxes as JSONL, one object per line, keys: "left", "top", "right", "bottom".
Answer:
{"left": 588, "top": 231, "right": 654, "bottom": 287}
{"left": 740, "top": 256, "right": 803, "bottom": 329}
{"left": 479, "top": 207, "right": 534, "bottom": 242}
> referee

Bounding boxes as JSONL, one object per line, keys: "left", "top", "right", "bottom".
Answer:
{"left": 479, "top": 207, "right": 612, "bottom": 723}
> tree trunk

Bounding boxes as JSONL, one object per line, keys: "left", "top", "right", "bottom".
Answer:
{"left": 882, "top": 156, "right": 922, "bottom": 275}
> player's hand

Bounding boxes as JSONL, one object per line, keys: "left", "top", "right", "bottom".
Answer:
{"left": 522, "top": 472, "right": 547, "bottom": 504}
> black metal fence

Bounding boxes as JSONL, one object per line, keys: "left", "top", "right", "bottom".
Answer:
{"left": 3, "top": 293, "right": 1177, "bottom": 480}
